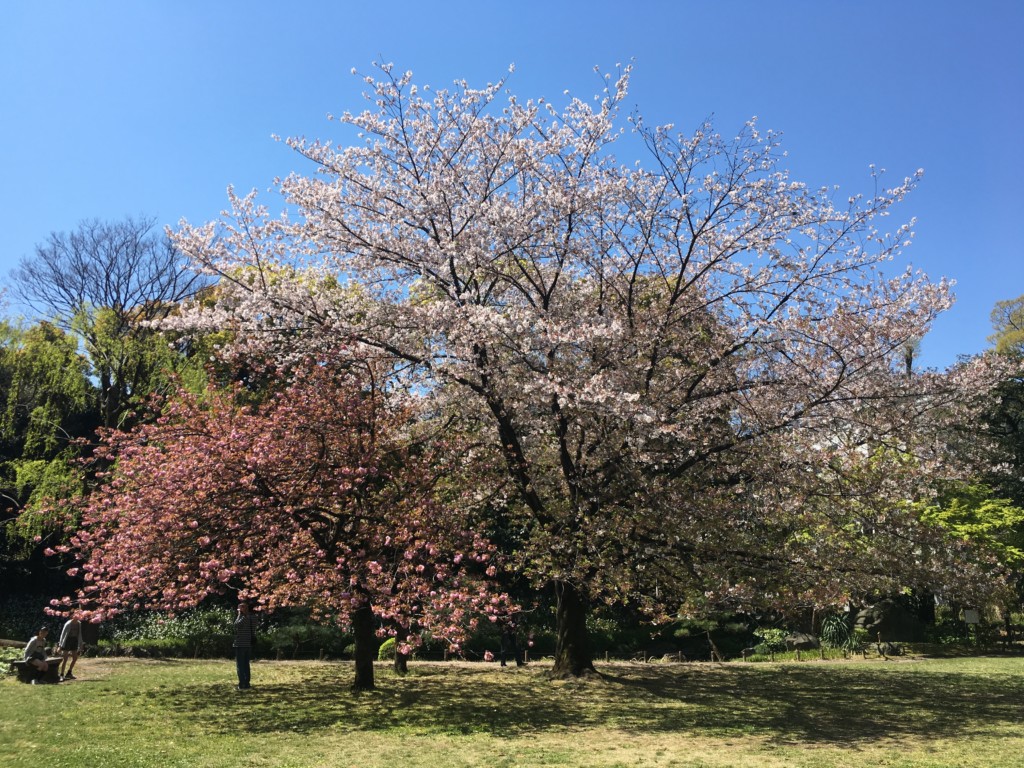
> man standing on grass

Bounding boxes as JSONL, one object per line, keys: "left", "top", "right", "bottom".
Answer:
{"left": 58, "top": 613, "right": 84, "bottom": 680}
{"left": 233, "top": 601, "right": 258, "bottom": 690}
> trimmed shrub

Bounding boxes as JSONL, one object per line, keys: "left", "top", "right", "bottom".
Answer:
{"left": 752, "top": 627, "right": 788, "bottom": 656}
{"left": 377, "top": 637, "right": 396, "bottom": 660}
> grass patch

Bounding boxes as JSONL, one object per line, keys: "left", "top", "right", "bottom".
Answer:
{"left": 737, "top": 646, "right": 854, "bottom": 663}
{"left": 2, "top": 656, "right": 1023, "bottom": 766}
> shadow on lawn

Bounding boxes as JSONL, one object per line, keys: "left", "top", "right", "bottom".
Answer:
{"left": 150, "top": 661, "right": 1024, "bottom": 746}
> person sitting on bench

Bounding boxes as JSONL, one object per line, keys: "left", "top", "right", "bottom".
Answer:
{"left": 24, "top": 626, "right": 51, "bottom": 683}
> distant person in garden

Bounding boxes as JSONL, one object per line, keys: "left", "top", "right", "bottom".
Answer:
{"left": 499, "top": 615, "right": 524, "bottom": 667}
{"left": 58, "top": 613, "right": 84, "bottom": 680}
{"left": 23, "top": 626, "right": 51, "bottom": 683}
{"left": 233, "top": 601, "right": 258, "bottom": 690}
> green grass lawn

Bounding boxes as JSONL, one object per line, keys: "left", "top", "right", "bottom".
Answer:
{"left": 2, "top": 655, "right": 1023, "bottom": 767}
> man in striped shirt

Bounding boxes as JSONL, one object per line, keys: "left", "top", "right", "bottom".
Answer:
{"left": 233, "top": 602, "right": 258, "bottom": 690}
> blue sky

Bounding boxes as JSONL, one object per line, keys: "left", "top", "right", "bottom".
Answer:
{"left": 2, "top": 1, "right": 1021, "bottom": 369}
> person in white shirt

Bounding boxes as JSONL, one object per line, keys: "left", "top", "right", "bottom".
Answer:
{"left": 58, "top": 614, "right": 84, "bottom": 680}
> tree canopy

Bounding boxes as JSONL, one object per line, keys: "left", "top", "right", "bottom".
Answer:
{"left": 0, "top": 320, "right": 94, "bottom": 578}
{"left": 161, "top": 64, "right": 1010, "bottom": 676}
{"left": 990, "top": 295, "right": 1024, "bottom": 358}
{"left": 12, "top": 216, "right": 211, "bottom": 428}
{"left": 51, "top": 356, "right": 505, "bottom": 688}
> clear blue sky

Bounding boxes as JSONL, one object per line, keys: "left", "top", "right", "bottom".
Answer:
{"left": 2, "top": 1, "right": 1021, "bottom": 369}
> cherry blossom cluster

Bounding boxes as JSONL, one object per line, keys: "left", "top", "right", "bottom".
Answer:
{"left": 50, "top": 356, "right": 509, "bottom": 648}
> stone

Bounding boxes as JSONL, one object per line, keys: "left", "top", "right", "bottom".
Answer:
{"left": 854, "top": 599, "right": 924, "bottom": 642}
{"left": 785, "top": 632, "right": 820, "bottom": 651}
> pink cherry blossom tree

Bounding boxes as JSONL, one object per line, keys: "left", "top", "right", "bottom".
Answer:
{"left": 168, "top": 64, "right": 1007, "bottom": 677}
{"left": 53, "top": 355, "right": 505, "bottom": 689}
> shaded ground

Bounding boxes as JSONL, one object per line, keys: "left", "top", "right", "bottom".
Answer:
{"left": 142, "top": 657, "right": 1024, "bottom": 747}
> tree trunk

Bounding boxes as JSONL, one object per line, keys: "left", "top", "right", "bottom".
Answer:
{"left": 350, "top": 599, "right": 377, "bottom": 690}
{"left": 394, "top": 651, "right": 409, "bottom": 675}
{"left": 912, "top": 589, "right": 936, "bottom": 626}
{"left": 100, "top": 369, "right": 116, "bottom": 428}
{"left": 394, "top": 626, "right": 410, "bottom": 675}
{"left": 551, "top": 580, "right": 597, "bottom": 678}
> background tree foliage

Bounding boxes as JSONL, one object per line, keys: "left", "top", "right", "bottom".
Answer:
{"left": 989, "top": 295, "right": 1024, "bottom": 358}
{"left": 0, "top": 320, "right": 94, "bottom": 584}
{"left": 918, "top": 483, "right": 1024, "bottom": 570}
{"left": 984, "top": 293, "right": 1024, "bottom": 506}
{"left": 0, "top": 320, "right": 95, "bottom": 458}
{"left": 2, "top": 217, "right": 213, "bottom": 592}
{"left": 11, "top": 216, "right": 211, "bottom": 428}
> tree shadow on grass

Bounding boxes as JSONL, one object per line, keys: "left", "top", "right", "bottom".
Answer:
{"left": 599, "top": 663, "right": 1024, "bottom": 745}
{"left": 149, "top": 661, "right": 1024, "bottom": 747}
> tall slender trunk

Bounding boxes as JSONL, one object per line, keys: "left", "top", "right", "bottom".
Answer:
{"left": 100, "top": 369, "right": 116, "bottom": 428}
{"left": 350, "top": 599, "right": 377, "bottom": 690}
{"left": 551, "top": 579, "right": 596, "bottom": 678}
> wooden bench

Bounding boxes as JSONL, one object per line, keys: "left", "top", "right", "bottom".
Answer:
{"left": 9, "top": 657, "right": 63, "bottom": 684}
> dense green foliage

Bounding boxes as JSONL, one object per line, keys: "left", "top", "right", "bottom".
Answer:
{"left": 990, "top": 295, "right": 1024, "bottom": 358}
{"left": 0, "top": 321, "right": 94, "bottom": 549}
{"left": 919, "top": 484, "right": 1024, "bottom": 569}
{"left": 0, "top": 320, "right": 94, "bottom": 454}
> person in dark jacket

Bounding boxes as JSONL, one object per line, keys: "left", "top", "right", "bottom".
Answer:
{"left": 499, "top": 616, "right": 524, "bottom": 667}
{"left": 233, "top": 601, "right": 258, "bottom": 690}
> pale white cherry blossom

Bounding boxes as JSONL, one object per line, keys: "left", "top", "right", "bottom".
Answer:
{"left": 169, "top": 64, "right": 1008, "bottom": 676}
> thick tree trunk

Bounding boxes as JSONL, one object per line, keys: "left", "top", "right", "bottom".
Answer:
{"left": 350, "top": 600, "right": 377, "bottom": 690}
{"left": 551, "top": 580, "right": 597, "bottom": 678}
{"left": 393, "top": 626, "right": 410, "bottom": 675}
{"left": 914, "top": 590, "right": 936, "bottom": 626}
